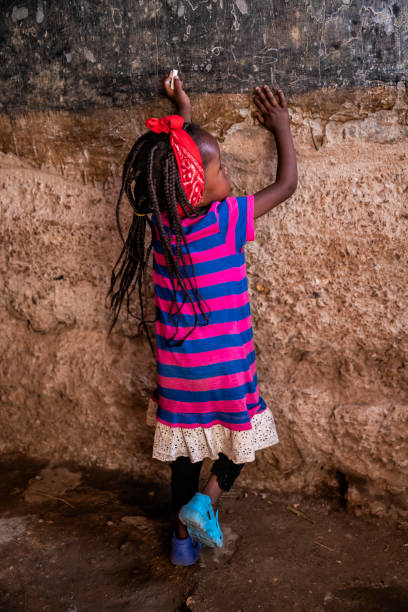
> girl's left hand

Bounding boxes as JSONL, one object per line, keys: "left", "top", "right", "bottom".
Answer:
{"left": 163, "top": 72, "right": 191, "bottom": 118}
{"left": 253, "top": 85, "right": 289, "bottom": 134}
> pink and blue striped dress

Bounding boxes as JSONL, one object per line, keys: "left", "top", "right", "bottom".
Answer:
{"left": 150, "top": 195, "right": 279, "bottom": 463}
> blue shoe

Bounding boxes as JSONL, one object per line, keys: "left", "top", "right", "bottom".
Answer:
{"left": 170, "top": 530, "right": 202, "bottom": 566}
{"left": 178, "top": 492, "right": 223, "bottom": 549}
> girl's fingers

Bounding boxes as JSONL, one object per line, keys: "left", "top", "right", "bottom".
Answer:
{"left": 254, "top": 98, "right": 267, "bottom": 115}
{"left": 253, "top": 93, "right": 268, "bottom": 114}
{"left": 255, "top": 87, "right": 273, "bottom": 112}
{"left": 263, "top": 85, "right": 277, "bottom": 106}
{"left": 277, "top": 89, "right": 287, "bottom": 107}
{"left": 255, "top": 112, "right": 265, "bottom": 124}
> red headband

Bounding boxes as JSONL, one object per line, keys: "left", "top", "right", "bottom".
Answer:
{"left": 145, "top": 115, "right": 204, "bottom": 218}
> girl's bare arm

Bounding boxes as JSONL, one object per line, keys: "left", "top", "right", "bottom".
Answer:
{"left": 252, "top": 86, "right": 298, "bottom": 219}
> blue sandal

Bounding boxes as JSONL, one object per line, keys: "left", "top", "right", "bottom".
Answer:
{"left": 170, "top": 530, "right": 202, "bottom": 566}
{"left": 178, "top": 492, "right": 223, "bottom": 549}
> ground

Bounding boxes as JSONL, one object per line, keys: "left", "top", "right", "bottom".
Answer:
{"left": 0, "top": 455, "right": 407, "bottom": 612}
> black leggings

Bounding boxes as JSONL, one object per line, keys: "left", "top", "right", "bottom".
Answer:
{"left": 170, "top": 453, "right": 245, "bottom": 513}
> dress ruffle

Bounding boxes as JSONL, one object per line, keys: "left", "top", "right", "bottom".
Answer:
{"left": 150, "top": 406, "right": 279, "bottom": 464}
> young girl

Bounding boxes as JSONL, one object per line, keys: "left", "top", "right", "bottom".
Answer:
{"left": 108, "top": 72, "right": 297, "bottom": 566}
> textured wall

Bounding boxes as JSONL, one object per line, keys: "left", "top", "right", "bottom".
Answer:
{"left": 1, "top": 81, "right": 407, "bottom": 520}
{"left": 0, "top": 0, "right": 407, "bottom": 111}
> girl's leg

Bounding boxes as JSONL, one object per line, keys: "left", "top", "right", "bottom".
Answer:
{"left": 203, "top": 452, "right": 245, "bottom": 510}
{"left": 172, "top": 452, "right": 245, "bottom": 539}
{"left": 170, "top": 456, "right": 203, "bottom": 538}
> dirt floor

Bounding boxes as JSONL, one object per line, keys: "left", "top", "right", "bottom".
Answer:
{"left": 0, "top": 455, "right": 407, "bottom": 612}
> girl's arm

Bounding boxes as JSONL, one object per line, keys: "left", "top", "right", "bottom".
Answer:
{"left": 252, "top": 86, "right": 298, "bottom": 219}
{"left": 163, "top": 72, "right": 191, "bottom": 122}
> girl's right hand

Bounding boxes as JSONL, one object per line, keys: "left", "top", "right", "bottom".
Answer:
{"left": 253, "top": 85, "right": 289, "bottom": 133}
{"left": 163, "top": 72, "right": 190, "bottom": 110}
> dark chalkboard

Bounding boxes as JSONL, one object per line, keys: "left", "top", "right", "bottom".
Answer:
{"left": 0, "top": 0, "right": 406, "bottom": 112}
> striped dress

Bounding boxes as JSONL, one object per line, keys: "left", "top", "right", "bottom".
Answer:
{"left": 150, "top": 195, "right": 279, "bottom": 464}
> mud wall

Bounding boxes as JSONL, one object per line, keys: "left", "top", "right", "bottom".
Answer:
{"left": 1, "top": 1, "right": 408, "bottom": 521}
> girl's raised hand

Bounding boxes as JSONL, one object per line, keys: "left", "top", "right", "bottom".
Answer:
{"left": 253, "top": 85, "right": 289, "bottom": 134}
{"left": 163, "top": 71, "right": 191, "bottom": 115}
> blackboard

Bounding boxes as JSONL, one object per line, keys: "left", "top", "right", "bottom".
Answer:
{"left": 0, "top": 0, "right": 406, "bottom": 112}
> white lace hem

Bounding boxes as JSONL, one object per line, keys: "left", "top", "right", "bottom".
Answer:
{"left": 150, "top": 406, "right": 279, "bottom": 464}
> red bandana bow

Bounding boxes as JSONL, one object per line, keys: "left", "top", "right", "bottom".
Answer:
{"left": 145, "top": 115, "right": 205, "bottom": 218}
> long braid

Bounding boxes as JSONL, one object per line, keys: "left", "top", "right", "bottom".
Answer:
{"left": 108, "top": 136, "right": 157, "bottom": 353}
{"left": 115, "top": 139, "right": 145, "bottom": 244}
{"left": 173, "top": 166, "right": 211, "bottom": 322}
{"left": 147, "top": 147, "right": 200, "bottom": 345}
{"left": 163, "top": 149, "right": 211, "bottom": 342}
{"left": 107, "top": 127, "right": 211, "bottom": 356}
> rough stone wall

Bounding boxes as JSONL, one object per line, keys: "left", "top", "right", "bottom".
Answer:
{"left": 1, "top": 83, "right": 407, "bottom": 521}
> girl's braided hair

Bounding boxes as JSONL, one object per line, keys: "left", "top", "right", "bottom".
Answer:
{"left": 107, "top": 122, "right": 212, "bottom": 356}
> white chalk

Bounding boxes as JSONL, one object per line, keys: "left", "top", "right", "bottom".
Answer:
{"left": 170, "top": 69, "right": 178, "bottom": 89}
